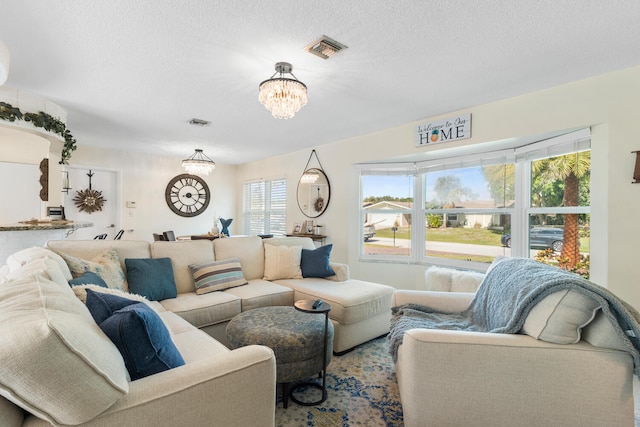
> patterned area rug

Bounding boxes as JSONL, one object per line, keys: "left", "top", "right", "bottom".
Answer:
{"left": 275, "top": 336, "right": 403, "bottom": 427}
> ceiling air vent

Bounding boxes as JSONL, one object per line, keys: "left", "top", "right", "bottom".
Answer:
{"left": 305, "top": 35, "right": 347, "bottom": 60}
{"left": 188, "top": 118, "right": 211, "bottom": 127}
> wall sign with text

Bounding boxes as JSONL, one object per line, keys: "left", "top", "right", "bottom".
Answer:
{"left": 415, "top": 114, "right": 472, "bottom": 146}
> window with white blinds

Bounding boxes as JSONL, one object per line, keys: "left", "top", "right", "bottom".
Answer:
{"left": 242, "top": 178, "right": 287, "bottom": 236}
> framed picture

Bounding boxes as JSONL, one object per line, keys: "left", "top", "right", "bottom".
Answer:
{"left": 46, "top": 206, "right": 65, "bottom": 220}
{"left": 292, "top": 222, "right": 302, "bottom": 234}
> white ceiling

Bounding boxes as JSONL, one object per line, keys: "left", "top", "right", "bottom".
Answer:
{"left": 1, "top": 1, "right": 640, "bottom": 164}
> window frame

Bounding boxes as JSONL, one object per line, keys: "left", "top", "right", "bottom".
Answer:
{"left": 358, "top": 129, "right": 591, "bottom": 270}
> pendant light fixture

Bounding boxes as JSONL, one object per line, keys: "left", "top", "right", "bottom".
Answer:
{"left": 182, "top": 149, "right": 216, "bottom": 176}
{"left": 258, "top": 62, "right": 307, "bottom": 119}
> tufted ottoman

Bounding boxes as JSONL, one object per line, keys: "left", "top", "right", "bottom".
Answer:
{"left": 226, "top": 305, "right": 334, "bottom": 408}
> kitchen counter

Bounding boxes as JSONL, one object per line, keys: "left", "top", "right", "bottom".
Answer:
{"left": 0, "top": 220, "right": 93, "bottom": 231}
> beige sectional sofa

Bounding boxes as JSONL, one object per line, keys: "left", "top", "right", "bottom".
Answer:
{"left": 46, "top": 235, "right": 394, "bottom": 353}
{"left": 0, "top": 236, "right": 393, "bottom": 426}
{"left": 392, "top": 264, "right": 638, "bottom": 427}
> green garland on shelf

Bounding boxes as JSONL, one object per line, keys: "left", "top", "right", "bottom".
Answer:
{"left": 0, "top": 101, "right": 77, "bottom": 164}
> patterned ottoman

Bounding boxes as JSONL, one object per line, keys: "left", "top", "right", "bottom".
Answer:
{"left": 226, "top": 306, "right": 334, "bottom": 408}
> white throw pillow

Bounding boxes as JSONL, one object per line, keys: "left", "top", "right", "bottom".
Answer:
{"left": 263, "top": 244, "right": 303, "bottom": 281}
{"left": 424, "top": 266, "right": 485, "bottom": 292}
{"left": 0, "top": 276, "right": 128, "bottom": 425}
{"left": 72, "top": 284, "right": 151, "bottom": 306}
{"left": 6, "top": 246, "right": 73, "bottom": 280}
{"left": 521, "top": 289, "right": 600, "bottom": 344}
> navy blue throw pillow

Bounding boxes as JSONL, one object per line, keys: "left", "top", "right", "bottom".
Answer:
{"left": 68, "top": 271, "right": 108, "bottom": 288}
{"left": 97, "top": 302, "right": 185, "bottom": 380}
{"left": 125, "top": 258, "right": 177, "bottom": 301}
{"left": 85, "top": 288, "right": 139, "bottom": 324}
{"left": 300, "top": 244, "right": 335, "bottom": 278}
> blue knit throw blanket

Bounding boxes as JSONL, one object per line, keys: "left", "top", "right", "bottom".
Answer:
{"left": 388, "top": 257, "right": 640, "bottom": 375}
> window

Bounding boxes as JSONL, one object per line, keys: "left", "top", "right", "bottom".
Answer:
{"left": 423, "top": 161, "right": 513, "bottom": 265}
{"left": 361, "top": 173, "right": 414, "bottom": 258}
{"left": 359, "top": 129, "right": 591, "bottom": 275}
{"left": 242, "top": 178, "right": 286, "bottom": 236}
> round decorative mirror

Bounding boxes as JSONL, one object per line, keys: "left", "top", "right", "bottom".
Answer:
{"left": 297, "top": 167, "right": 331, "bottom": 218}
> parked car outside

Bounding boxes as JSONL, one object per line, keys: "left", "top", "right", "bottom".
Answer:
{"left": 364, "top": 224, "right": 376, "bottom": 241}
{"left": 501, "top": 227, "right": 565, "bottom": 252}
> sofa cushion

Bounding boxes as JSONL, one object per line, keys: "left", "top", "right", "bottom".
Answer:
{"left": 150, "top": 240, "right": 214, "bottom": 294}
{"left": 125, "top": 257, "right": 177, "bottom": 301}
{"left": 190, "top": 258, "right": 248, "bottom": 294}
{"left": 301, "top": 244, "right": 335, "bottom": 278}
{"left": 93, "top": 295, "right": 185, "bottom": 381}
{"left": 0, "top": 396, "right": 24, "bottom": 427}
{"left": 6, "top": 246, "right": 73, "bottom": 280}
{"left": 224, "top": 279, "right": 294, "bottom": 311}
{"left": 56, "top": 248, "right": 128, "bottom": 292}
{"left": 69, "top": 271, "right": 108, "bottom": 288}
{"left": 263, "top": 244, "right": 303, "bottom": 280}
{"left": 521, "top": 289, "right": 600, "bottom": 344}
{"left": 213, "top": 236, "right": 265, "bottom": 280}
{"left": 0, "top": 258, "right": 69, "bottom": 289}
{"left": 581, "top": 309, "right": 629, "bottom": 351}
{"left": 276, "top": 278, "right": 394, "bottom": 325}
{"left": 0, "top": 276, "right": 129, "bottom": 425}
{"left": 160, "top": 291, "right": 242, "bottom": 328}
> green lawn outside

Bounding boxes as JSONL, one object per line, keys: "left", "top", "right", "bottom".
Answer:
{"left": 373, "top": 226, "right": 590, "bottom": 252}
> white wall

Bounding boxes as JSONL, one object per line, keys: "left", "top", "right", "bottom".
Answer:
{"left": 238, "top": 66, "right": 640, "bottom": 310}
{"left": 67, "top": 145, "right": 238, "bottom": 241}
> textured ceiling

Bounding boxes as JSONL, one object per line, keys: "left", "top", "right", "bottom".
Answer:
{"left": 1, "top": 0, "right": 640, "bottom": 164}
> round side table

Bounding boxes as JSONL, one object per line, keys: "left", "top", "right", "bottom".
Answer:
{"left": 289, "top": 299, "right": 331, "bottom": 406}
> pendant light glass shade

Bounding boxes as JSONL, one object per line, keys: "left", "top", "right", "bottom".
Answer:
{"left": 182, "top": 149, "right": 216, "bottom": 176}
{"left": 258, "top": 62, "right": 307, "bottom": 119}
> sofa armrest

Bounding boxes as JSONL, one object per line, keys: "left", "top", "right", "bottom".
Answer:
{"left": 33, "top": 345, "right": 277, "bottom": 427}
{"left": 325, "top": 262, "right": 349, "bottom": 282}
{"left": 391, "top": 290, "right": 474, "bottom": 312}
{"left": 397, "top": 329, "right": 634, "bottom": 427}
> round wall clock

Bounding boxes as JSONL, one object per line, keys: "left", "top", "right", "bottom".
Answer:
{"left": 165, "top": 174, "right": 210, "bottom": 217}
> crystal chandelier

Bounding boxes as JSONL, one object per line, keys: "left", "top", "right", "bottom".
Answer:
{"left": 182, "top": 149, "right": 216, "bottom": 176}
{"left": 300, "top": 170, "right": 319, "bottom": 183}
{"left": 258, "top": 62, "right": 307, "bottom": 119}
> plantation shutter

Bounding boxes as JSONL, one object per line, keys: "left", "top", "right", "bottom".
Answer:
{"left": 242, "top": 178, "right": 286, "bottom": 236}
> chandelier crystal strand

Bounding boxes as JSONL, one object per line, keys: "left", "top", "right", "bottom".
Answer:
{"left": 182, "top": 149, "right": 216, "bottom": 176}
{"left": 258, "top": 63, "right": 307, "bottom": 119}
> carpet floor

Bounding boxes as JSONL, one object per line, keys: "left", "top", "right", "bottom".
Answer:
{"left": 274, "top": 336, "right": 640, "bottom": 427}
{"left": 275, "top": 336, "right": 403, "bottom": 427}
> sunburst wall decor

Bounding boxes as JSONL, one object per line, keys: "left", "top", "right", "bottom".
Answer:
{"left": 73, "top": 170, "right": 106, "bottom": 214}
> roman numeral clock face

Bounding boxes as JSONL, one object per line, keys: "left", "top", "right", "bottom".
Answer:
{"left": 165, "top": 174, "right": 210, "bottom": 217}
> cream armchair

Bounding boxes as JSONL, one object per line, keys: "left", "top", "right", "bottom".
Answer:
{"left": 391, "top": 290, "right": 635, "bottom": 427}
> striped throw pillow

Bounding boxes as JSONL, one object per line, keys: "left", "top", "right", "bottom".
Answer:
{"left": 190, "top": 258, "right": 248, "bottom": 295}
